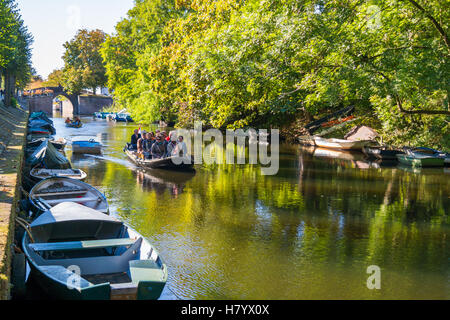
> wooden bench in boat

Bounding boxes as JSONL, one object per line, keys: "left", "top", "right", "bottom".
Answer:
{"left": 42, "top": 196, "right": 101, "bottom": 205}
{"left": 34, "top": 190, "right": 87, "bottom": 197}
{"left": 29, "top": 238, "right": 137, "bottom": 252}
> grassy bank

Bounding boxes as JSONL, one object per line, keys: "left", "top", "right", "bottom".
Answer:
{"left": 0, "top": 105, "right": 27, "bottom": 300}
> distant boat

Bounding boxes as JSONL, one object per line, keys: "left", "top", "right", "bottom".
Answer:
{"left": 72, "top": 137, "right": 102, "bottom": 154}
{"left": 30, "top": 168, "right": 87, "bottom": 181}
{"left": 21, "top": 202, "right": 168, "bottom": 300}
{"left": 29, "top": 177, "right": 109, "bottom": 215}
{"left": 406, "top": 147, "right": 449, "bottom": 166}
{"left": 362, "top": 146, "right": 404, "bottom": 160}
{"left": 396, "top": 153, "right": 444, "bottom": 167}
{"left": 66, "top": 122, "right": 83, "bottom": 128}
{"left": 113, "top": 113, "right": 133, "bottom": 122}
{"left": 124, "top": 147, "right": 194, "bottom": 171}
{"left": 313, "top": 137, "right": 374, "bottom": 151}
{"left": 93, "top": 112, "right": 114, "bottom": 119}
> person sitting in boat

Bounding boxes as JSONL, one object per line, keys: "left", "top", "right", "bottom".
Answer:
{"left": 166, "top": 132, "right": 178, "bottom": 157}
{"left": 151, "top": 135, "right": 167, "bottom": 159}
{"left": 65, "top": 117, "right": 71, "bottom": 124}
{"left": 175, "top": 135, "right": 188, "bottom": 157}
{"left": 143, "top": 132, "right": 154, "bottom": 159}
{"left": 136, "top": 136, "right": 145, "bottom": 159}
{"left": 73, "top": 117, "right": 81, "bottom": 126}
{"left": 130, "top": 129, "right": 141, "bottom": 150}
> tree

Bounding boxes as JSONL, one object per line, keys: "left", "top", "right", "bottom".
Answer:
{"left": 62, "top": 29, "right": 107, "bottom": 94}
{"left": 0, "top": 0, "right": 33, "bottom": 106}
{"left": 101, "top": 0, "right": 449, "bottom": 149}
{"left": 43, "top": 68, "right": 63, "bottom": 87}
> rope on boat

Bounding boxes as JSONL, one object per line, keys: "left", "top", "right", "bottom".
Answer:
{"left": 15, "top": 217, "right": 35, "bottom": 243}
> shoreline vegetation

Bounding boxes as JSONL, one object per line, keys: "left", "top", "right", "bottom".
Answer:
{"left": 98, "top": 0, "right": 449, "bottom": 151}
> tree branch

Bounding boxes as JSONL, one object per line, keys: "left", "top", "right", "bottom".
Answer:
{"left": 404, "top": 0, "right": 450, "bottom": 48}
{"left": 395, "top": 95, "right": 450, "bottom": 115}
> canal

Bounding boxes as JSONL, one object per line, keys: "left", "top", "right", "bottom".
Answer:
{"left": 27, "top": 116, "right": 449, "bottom": 299}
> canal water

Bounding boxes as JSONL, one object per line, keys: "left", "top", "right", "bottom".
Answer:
{"left": 28, "top": 116, "right": 449, "bottom": 299}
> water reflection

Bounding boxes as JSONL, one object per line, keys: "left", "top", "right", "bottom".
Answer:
{"left": 135, "top": 169, "right": 195, "bottom": 197}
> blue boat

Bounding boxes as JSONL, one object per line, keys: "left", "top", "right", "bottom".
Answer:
{"left": 113, "top": 113, "right": 134, "bottom": 122}
{"left": 21, "top": 202, "right": 167, "bottom": 300}
{"left": 72, "top": 137, "right": 102, "bottom": 154}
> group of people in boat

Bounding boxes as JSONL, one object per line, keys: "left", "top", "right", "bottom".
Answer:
{"left": 65, "top": 117, "right": 82, "bottom": 126}
{"left": 129, "top": 128, "right": 187, "bottom": 160}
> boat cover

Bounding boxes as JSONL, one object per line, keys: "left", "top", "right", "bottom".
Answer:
{"left": 27, "top": 140, "right": 71, "bottom": 169}
{"left": 30, "top": 202, "right": 119, "bottom": 228}
{"left": 29, "top": 112, "right": 53, "bottom": 125}
{"left": 28, "top": 119, "right": 56, "bottom": 135}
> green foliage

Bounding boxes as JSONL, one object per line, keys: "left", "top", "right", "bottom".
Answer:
{"left": 0, "top": 0, "right": 33, "bottom": 91}
{"left": 43, "top": 69, "right": 63, "bottom": 87}
{"left": 62, "top": 29, "right": 107, "bottom": 94}
{"left": 102, "top": 0, "right": 449, "bottom": 149}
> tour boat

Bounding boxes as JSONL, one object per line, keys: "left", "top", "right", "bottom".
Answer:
{"left": 313, "top": 136, "right": 374, "bottom": 151}
{"left": 124, "top": 146, "right": 194, "bottom": 171}
{"left": 29, "top": 177, "right": 108, "bottom": 216}
{"left": 72, "top": 137, "right": 102, "bottom": 154}
{"left": 30, "top": 168, "right": 87, "bottom": 181}
{"left": 21, "top": 202, "right": 168, "bottom": 300}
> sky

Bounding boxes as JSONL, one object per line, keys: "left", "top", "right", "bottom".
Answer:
{"left": 17, "top": 0, "right": 135, "bottom": 79}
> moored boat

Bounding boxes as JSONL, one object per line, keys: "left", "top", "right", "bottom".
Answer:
{"left": 124, "top": 147, "right": 194, "bottom": 171}
{"left": 113, "top": 113, "right": 133, "bottom": 122}
{"left": 21, "top": 202, "right": 168, "bottom": 300}
{"left": 362, "top": 146, "right": 404, "bottom": 160}
{"left": 30, "top": 168, "right": 87, "bottom": 181}
{"left": 396, "top": 153, "right": 444, "bottom": 167}
{"left": 72, "top": 137, "right": 102, "bottom": 154}
{"left": 313, "top": 136, "right": 374, "bottom": 151}
{"left": 29, "top": 177, "right": 109, "bottom": 215}
{"left": 28, "top": 137, "right": 67, "bottom": 151}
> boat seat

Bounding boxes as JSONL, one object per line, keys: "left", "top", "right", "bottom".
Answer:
{"left": 43, "top": 197, "right": 101, "bottom": 205}
{"left": 29, "top": 238, "right": 137, "bottom": 252}
{"left": 129, "top": 260, "right": 165, "bottom": 283}
{"left": 40, "top": 265, "right": 93, "bottom": 289}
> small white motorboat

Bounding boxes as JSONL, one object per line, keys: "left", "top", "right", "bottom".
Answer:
{"left": 72, "top": 136, "right": 102, "bottom": 154}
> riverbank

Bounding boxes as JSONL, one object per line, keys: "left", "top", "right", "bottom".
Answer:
{"left": 0, "top": 105, "right": 27, "bottom": 300}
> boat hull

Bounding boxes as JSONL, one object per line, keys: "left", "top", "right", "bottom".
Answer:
{"left": 30, "top": 168, "right": 87, "bottom": 181}
{"left": 29, "top": 177, "right": 109, "bottom": 215}
{"left": 72, "top": 141, "right": 102, "bottom": 154}
{"left": 313, "top": 137, "right": 373, "bottom": 151}
{"left": 396, "top": 154, "right": 444, "bottom": 167}
{"left": 22, "top": 214, "right": 167, "bottom": 300}
{"left": 362, "top": 147, "right": 404, "bottom": 160}
{"left": 125, "top": 149, "right": 194, "bottom": 171}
